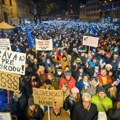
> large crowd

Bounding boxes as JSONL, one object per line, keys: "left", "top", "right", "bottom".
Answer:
{"left": 0, "top": 20, "right": 120, "bottom": 120}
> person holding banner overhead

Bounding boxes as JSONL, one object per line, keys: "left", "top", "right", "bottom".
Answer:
{"left": 40, "top": 79, "right": 55, "bottom": 111}
{"left": 43, "top": 106, "right": 70, "bottom": 120}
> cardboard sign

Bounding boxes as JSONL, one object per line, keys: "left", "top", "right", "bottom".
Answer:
{"left": 0, "top": 112, "right": 12, "bottom": 120}
{"left": 83, "top": 36, "right": 99, "bottom": 47}
{"left": 35, "top": 39, "right": 53, "bottom": 51}
{"left": 0, "top": 71, "right": 20, "bottom": 92}
{"left": 33, "top": 88, "right": 63, "bottom": 107}
{"left": 0, "top": 50, "right": 26, "bottom": 75}
{"left": 0, "top": 39, "right": 11, "bottom": 50}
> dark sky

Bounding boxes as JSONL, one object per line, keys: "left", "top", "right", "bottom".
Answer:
{"left": 79, "top": 0, "right": 86, "bottom": 4}
{"left": 33, "top": 0, "right": 86, "bottom": 4}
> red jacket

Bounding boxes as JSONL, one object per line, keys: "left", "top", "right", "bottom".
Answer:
{"left": 97, "top": 74, "right": 112, "bottom": 86}
{"left": 59, "top": 76, "right": 76, "bottom": 89}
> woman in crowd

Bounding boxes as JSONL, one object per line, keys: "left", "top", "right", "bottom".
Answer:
{"left": 63, "top": 87, "right": 80, "bottom": 117}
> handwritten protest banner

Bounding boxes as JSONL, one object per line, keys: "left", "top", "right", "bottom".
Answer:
{"left": 33, "top": 88, "right": 63, "bottom": 107}
{"left": 0, "top": 112, "right": 12, "bottom": 120}
{"left": 0, "top": 49, "right": 26, "bottom": 75}
{"left": 0, "top": 39, "right": 11, "bottom": 50}
{"left": 83, "top": 36, "right": 99, "bottom": 47}
{"left": 0, "top": 71, "right": 20, "bottom": 92}
{"left": 35, "top": 39, "right": 53, "bottom": 51}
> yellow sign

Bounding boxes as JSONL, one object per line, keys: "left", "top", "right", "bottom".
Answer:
{"left": 0, "top": 71, "right": 20, "bottom": 92}
{"left": 33, "top": 88, "right": 63, "bottom": 107}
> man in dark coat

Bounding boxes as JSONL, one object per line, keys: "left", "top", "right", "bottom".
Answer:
{"left": 71, "top": 93, "right": 98, "bottom": 120}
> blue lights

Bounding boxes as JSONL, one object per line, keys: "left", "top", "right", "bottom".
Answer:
{"left": 101, "top": 7, "right": 120, "bottom": 11}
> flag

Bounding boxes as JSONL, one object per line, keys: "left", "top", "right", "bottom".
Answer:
{"left": 90, "top": 25, "right": 98, "bottom": 37}
{"left": 25, "top": 25, "right": 35, "bottom": 49}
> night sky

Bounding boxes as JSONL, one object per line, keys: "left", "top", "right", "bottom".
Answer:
{"left": 33, "top": 0, "right": 86, "bottom": 4}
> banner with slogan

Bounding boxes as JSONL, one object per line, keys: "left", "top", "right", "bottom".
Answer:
{"left": 83, "top": 36, "right": 99, "bottom": 47}
{"left": 0, "top": 38, "right": 11, "bottom": 50}
{"left": 0, "top": 71, "right": 20, "bottom": 92}
{"left": 35, "top": 39, "right": 53, "bottom": 51}
{"left": 0, "top": 112, "right": 12, "bottom": 120}
{"left": 33, "top": 88, "right": 63, "bottom": 107}
{"left": 0, "top": 49, "right": 26, "bottom": 75}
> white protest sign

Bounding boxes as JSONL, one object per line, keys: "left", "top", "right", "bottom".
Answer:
{"left": 0, "top": 112, "right": 12, "bottom": 120}
{"left": 35, "top": 39, "right": 53, "bottom": 51}
{"left": 0, "top": 50, "right": 26, "bottom": 75}
{"left": 83, "top": 36, "right": 99, "bottom": 47}
{"left": 0, "top": 39, "right": 11, "bottom": 50}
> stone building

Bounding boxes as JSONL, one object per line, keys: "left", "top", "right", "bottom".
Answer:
{"left": 0, "top": 0, "right": 36, "bottom": 23}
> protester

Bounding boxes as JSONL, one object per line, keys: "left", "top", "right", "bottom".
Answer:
{"left": 26, "top": 97, "right": 44, "bottom": 120}
{"left": 81, "top": 76, "right": 99, "bottom": 96}
{"left": 59, "top": 71, "right": 76, "bottom": 89}
{"left": 63, "top": 87, "right": 80, "bottom": 117}
{"left": 43, "top": 106, "right": 70, "bottom": 120}
{"left": 0, "top": 19, "right": 120, "bottom": 120}
{"left": 40, "top": 79, "right": 55, "bottom": 90}
{"left": 72, "top": 93, "right": 98, "bottom": 120}
{"left": 61, "top": 83, "right": 71, "bottom": 101}
{"left": 97, "top": 68, "right": 112, "bottom": 90}
{"left": 107, "top": 98, "right": 120, "bottom": 120}
{"left": 47, "top": 73, "right": 59, "bottom": 89}
{"left": 12, "top": 91, "right": 27, "bottom": 120}
{"left": 91, "top": 86, "right": 113, "bottom": 112}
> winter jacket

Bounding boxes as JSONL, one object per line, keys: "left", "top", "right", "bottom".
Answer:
{"left": 60, "top": 59, "right": 71, "bottom": 71}
{"left": 51, "top": 78, "right": 59, "bottom": 90}
{"left": 59, "top": 77, "right": 76, "bottom": 89}
{"left": 71, "top": 102, "right": 98, "bottom": 120}
{"left": 89, "top": 61, "right": 99, "bottom": 70}
{"left": 63, "top": 95, "right": 80, "bottom": 117}
{"left": 91, "top": 94, "right": 113, "bottom": 112}
{"left": 76, "top": 80, "right": 84, "bottom": 91}
{"left": 110, "top": 56, "right": 120, "bottom": 72}
{"left": 107, "top": 108, "right": 120, "bottom": 120}
{"left": 26, "top": 105, "right": 44, "bottom": 120}
{"left": 97, "top": 74, "right": 112, "bottom": 86}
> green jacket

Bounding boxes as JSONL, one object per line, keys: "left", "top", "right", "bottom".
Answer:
{"left": 91, "top": 94, "right": 113, "bottom": 112}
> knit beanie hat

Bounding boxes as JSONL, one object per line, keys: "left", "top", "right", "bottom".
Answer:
{"left": 28, "top": 97, "right": 34, "bottom": 106}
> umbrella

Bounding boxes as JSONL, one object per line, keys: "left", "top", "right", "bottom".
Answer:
{"left": 0, "top": 22, "right": 15, "bottom": 29}
{"left": 0, "top": 22, "right": 15, "bottom": 37}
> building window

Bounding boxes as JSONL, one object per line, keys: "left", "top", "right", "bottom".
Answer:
{"left": 2, "top": 0, "right": 4, "bottom": 4}
{"left": 9, "top": 0, "right": 12, "bottom": 6}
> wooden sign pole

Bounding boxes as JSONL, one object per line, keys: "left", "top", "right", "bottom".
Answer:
{"left": 48, "top": 106, "right": 50, "bottom": 120}
{"left": 7, "top": 90, "right": 10, "bottom": 104}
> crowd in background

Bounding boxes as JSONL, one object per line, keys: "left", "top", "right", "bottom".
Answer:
{"left": 0, "top": 20, "right": 120, "bottom": 120}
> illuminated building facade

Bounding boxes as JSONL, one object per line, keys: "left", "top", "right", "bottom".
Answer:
{"left": 79, "top": 0, "right": 120, "bottom": 22}
{"left": 0, "top": 0, "right": 36, "bottom": 23}
{"left": 100, "top": 0, "right": 120, "bottom": 22}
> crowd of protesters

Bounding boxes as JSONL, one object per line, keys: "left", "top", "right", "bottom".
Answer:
{"left": 0, "top": 20, "right": 120, "bottom": 120}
